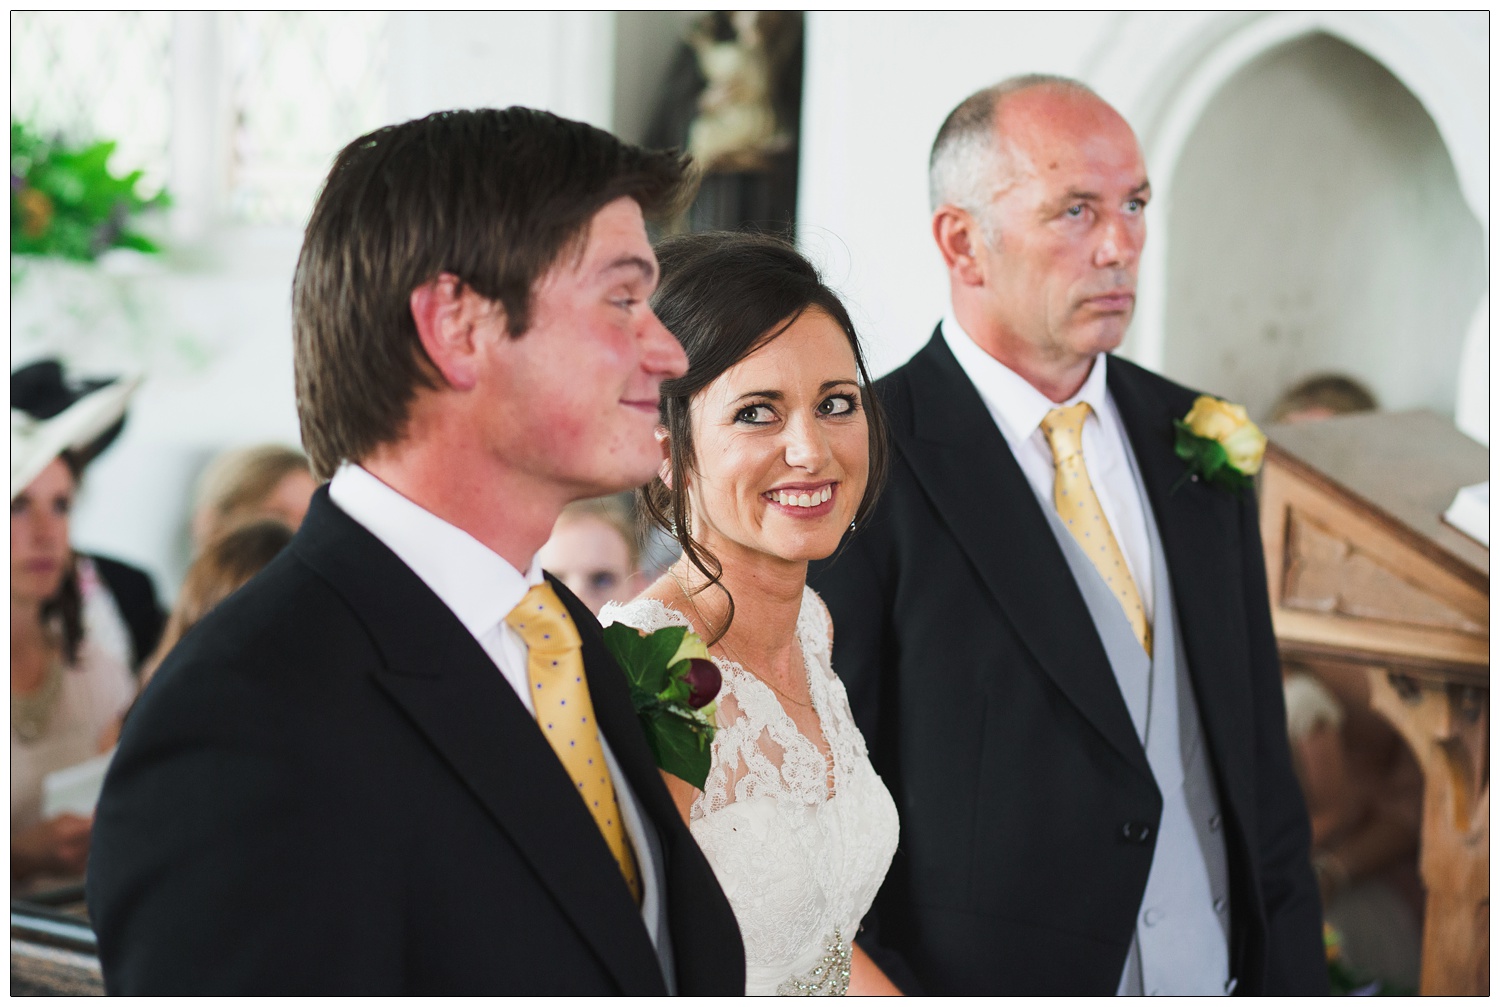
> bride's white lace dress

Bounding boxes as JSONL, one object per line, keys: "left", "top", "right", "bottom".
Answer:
{"left": 601, "top": 586, "right": 899, "bottom": 996}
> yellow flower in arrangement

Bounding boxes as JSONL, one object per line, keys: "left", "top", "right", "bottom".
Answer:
{"left": 1174, "top": 395, "right": 1268, "bottom": 493}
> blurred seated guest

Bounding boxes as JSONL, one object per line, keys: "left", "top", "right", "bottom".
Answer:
{"left": 13, "top": 361, "right": 165, "bottom": 670}
{"left": 189, "top": 444, "right": 317, "bottom": 550}
{"left": 1284, "top": 670, "right": 1422, "bottom": 990}
{"left": 1270, "top": 373, "right": 1378, "bottom": 424}
{"left": 11, "top": 371, "right": 141, "bottom": 885}
{"left": 536, "top": 494, "right": 646, "bottom": 615}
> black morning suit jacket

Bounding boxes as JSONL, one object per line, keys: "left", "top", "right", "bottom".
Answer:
{"left": 808, "top": 329, "right": 1326, "bottom": 995}
{"left": 87, "top": 488, "right": 745, "bottom": 995}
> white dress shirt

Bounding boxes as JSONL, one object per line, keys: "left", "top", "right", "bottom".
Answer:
{"left": 327, "top": 463, "right": 662, "bottom": 936}
{"left": 942, "top": 314, "right": 1155, "bottom": 620}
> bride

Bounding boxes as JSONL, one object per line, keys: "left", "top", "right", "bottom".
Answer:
{"left": 602, "top": 232, "right": 901, "bottom": 995}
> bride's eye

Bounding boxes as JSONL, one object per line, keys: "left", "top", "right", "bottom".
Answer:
{"left": 735, "top": 403, "right": 776, "bottom": 425}
{"left": 817, "top": 394, "right": 857, "bottom": 417}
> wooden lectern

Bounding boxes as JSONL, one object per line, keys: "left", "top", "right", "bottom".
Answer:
{"left": 1259, "top": 409, "right": 1488, "bottom": 995}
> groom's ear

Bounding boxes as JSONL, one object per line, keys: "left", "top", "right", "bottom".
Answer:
{"left": 410, "top": 273, "right": 501, "bottom": 392}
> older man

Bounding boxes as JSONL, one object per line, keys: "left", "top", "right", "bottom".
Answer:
{"left": 809, "top": 75, "right": 1325, "bottom": 994}
{"left": 88, "top": 108, "right": 745, "bottom": 994}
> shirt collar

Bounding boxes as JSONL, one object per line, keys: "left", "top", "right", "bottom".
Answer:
{"left": 327, "top": 463, "right": 542, "bottom": 638}
{"left": 941, "top": 309, "right": 1110, "bottom": 444}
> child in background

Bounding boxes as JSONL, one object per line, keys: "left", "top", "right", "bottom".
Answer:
{"left": 537, "top": 494, "right": 645, "bottom": 616}
{"left": 190, "top": 445, "right": 317, "bottom": 551}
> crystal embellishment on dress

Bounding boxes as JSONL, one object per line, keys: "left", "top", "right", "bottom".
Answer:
{"left": 776, "top": 929, "right": 852, "bottom": 996}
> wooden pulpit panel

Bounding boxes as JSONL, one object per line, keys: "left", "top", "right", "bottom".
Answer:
{"left": 1259, "top": 409, "right": 1488, "bottom": 996}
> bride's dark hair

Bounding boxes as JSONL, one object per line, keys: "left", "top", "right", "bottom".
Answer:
{"left": 642, "top": 231, "right": 888, "bottom": 644}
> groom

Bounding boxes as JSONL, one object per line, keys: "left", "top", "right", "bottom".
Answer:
{"left": 88, "top": 108, "right": 745, "bottom": 994}
{"left": 810, "top": 76, "right": 1325, "bottom": 994}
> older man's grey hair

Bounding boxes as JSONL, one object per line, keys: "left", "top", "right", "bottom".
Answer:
{"left": 928, "top": 74, "right": 1099, "bottom": 235}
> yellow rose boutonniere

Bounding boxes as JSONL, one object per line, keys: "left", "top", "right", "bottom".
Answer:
{"left": 1173, "top": 395, "right": 1267, "bottom": 494}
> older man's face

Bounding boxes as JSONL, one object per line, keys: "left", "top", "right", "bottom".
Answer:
{"left": 974, "top": 90, "right": 1150, "bottom": 367}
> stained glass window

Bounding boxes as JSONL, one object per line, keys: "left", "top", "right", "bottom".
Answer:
{"left": 11, "top": 12, "right": 391, "bottom": 227}
{"left": 223, "top": 11, "right": 390, "bottom": 225}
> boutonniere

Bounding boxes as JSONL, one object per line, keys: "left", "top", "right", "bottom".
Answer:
{"left": 603, "top": 623, "right": 721, "bottom": 790}
{"left": 1172, "top": 395, "right": 1267, "bottom": 494}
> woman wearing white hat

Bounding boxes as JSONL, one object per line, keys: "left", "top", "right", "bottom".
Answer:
{"left": 11, "top": 362, "right": 142, "bottom": 887}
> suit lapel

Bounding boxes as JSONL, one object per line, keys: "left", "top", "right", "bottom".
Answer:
{"left": 292, "top": 492, "right": 664, "bottom": 994}
{"left": 895, "top": 332, "right": 1150, "bottom": 780}
{"left": 560, "top": 583, "right": 685, "bottom": 866}
{"left": 1106, "top": 362, "right": 1255, "bottom": 807}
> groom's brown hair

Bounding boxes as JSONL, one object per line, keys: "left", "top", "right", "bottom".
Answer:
{"left": 292, "top": 107, "right": 693, "bottom": 479}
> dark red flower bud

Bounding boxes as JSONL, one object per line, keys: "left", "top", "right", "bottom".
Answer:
{"left": 683, "top": 658, "right": 721, "bottom": 709}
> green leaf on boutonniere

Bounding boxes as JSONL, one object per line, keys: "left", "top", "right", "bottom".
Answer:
{"left": 603, "top": 622, "right": 721, "bottom": 790}
{"left": 603, "top": 622, "right": 686, "bottom": 695}
{"left": 1174, "top": 420, "right": 1253, "bottom": 494}
{"left": 639, "top": 705, "right": 714, "bottom": 792}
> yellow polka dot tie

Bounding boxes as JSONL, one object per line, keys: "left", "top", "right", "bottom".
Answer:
{"left": 1039, "top": 403, "right": 1152, "bottom": 656}
{"left": 506, "top": 582, "right": 641, "bottom": 903}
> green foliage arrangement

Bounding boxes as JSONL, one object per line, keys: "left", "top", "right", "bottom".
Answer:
{"left": 11, "top": 121, "right": 170, "bottom": 262}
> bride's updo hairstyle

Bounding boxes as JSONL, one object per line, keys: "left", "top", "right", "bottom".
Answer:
{"left": 643, "top": 230, "right": 888, "bottom": 643}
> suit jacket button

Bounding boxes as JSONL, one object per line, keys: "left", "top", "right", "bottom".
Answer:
{"left": 1121, "top": 821, "right": 1153, "bottom": 843}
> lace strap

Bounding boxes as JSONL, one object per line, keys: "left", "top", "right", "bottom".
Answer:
{"left": 598, "top": 597, "right": 695, "bottom": 635}
{"left": 797, "top": 585, "right": 834, "bottom": 680}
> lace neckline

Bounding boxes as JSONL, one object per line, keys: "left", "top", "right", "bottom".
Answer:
{"left": 712, "top": 650, "right": 837, "bottom": 800}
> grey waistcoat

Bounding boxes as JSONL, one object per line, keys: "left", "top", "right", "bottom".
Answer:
{"left": 1034, "top": 450, "right": 1232, "bottom": 996}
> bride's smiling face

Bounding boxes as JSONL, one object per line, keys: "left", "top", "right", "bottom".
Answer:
{"left": 680, "top": 307, "right": 869, "bottom": 567}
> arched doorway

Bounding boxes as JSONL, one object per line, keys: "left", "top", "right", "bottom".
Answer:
{"left": 1159, "top": 32, "right": 1485, "bottom": 420}
{"left": 1086, "top": 11, "right": 1487, "bottom": 439}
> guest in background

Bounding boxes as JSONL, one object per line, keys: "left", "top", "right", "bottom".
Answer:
{"left": 1274, "top": 370, "right": 1417, "bottom": 989}
{"left": 13, "top": 361, "right": 165, "bottom": 671}
{"left": 189, "top": 444, "right": 317, "bottom": 550}
{"left": 1270, "top": 373, "right": 1378, "bottom": 424}
{"left": 11, "top": 373, "right": 140, "bottom": 886}
{"left": 537, "top": 495, "right": 645, "bottom": 615}
{"left": 1284, "top": 672, "right": 1422, "bottom": 990}
{"left": 142, "top": 519, "right": 296, "bottom": 684}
